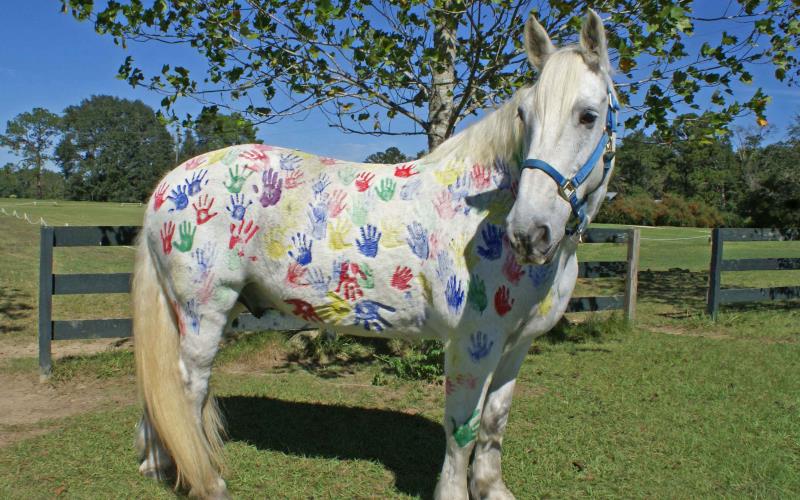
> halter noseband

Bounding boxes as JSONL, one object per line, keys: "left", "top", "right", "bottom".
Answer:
{"left": 521, "top": 86, "right": 620, "bottom": 237}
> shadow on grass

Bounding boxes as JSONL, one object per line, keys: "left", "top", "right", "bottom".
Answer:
{"left": 220, "top": 395, "right": 443, "bottom": 498}
{"left": 0, "top": 286, "right": 33, "bottom": 333}
{"left": 637, "top": 268, "right": 708, "bottom": 311}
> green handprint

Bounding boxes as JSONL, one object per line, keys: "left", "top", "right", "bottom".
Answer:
{"left": 224, "top": 165, "right": 254, "bottom": 194}
{"left": 337, "top": 165, "right": 357, "bottom": 185}
{"left": 357, "top": 262, "right": 374, "bottom": 289}
{"left": 350, "top": 198, "right": 368, "bottom": 226}
{"left": 452, "top": 409, "right": 480, "bottom": 447}
{"left": 375, "top": 177, "right": 396, "bottom": 201}
{"left": 173, "top": 221, "right": 196, "bottom": 253}
{"left": 467, "top": 274, "right": 487, "bottom": 313}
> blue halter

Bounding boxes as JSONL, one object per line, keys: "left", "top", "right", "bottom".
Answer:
{"left": 521, "top": 86, "right": 620, "bottom": 236}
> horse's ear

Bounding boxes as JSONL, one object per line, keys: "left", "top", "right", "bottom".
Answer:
{"left": 580, "top": 9, "right": 611, "bottom": 72}
{"left": 524, "top": 13, "right": 555, "bottom": 71}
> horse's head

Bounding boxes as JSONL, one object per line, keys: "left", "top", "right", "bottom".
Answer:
{"left": 507, "top": 10, "right": 619, "bottom": 264}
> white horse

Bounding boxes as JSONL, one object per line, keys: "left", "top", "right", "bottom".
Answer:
{"left": 133, "top": 10, "right": 619, "bottom": 499}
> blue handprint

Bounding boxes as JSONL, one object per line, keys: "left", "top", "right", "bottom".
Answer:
{"left": 226, "top": 193, "right": 252, "bottom": 221}
{"left": 279, "top": 153, "right": 301, "bottom": 171}
{"left": 308, "top": 268, "right": 331, "bottom": 295}
{"left": 185, "top": 169, "right": 209, "bottom": 196}
{"left": 528, "top": 264, "right": 552, "bottom": 287}
{"left": 468, "top": 331, "right": 494, "bottom": 362}
{"left": 493, "top": 160, "right": 512, "bottom": 190}
{"left": 353, "top": 299, "right": 396, "bottom": 332}
{"left": 445, "top": 275, "right": 465, "bottom": 314}
{"left": 192, "top": 245, "right": 216, "bottom": 280}
{"left": 307, "top": 199, "right": 329, "bottom": 240}
{"left": 312, "top": 173, "right": 331, "bottom": 198}
{"left": 288, "top": 232, "right": 313, "bottom": 265}
{"left": 400, "top": 178, "right": 422, "bottom": 200}
{"left": 406, "top": 222, "right": 429, "bottom": 260}
{"left": 436, "top": 251, "right": 454, "bottom": 283}
{"left": 167, "top": 185, "right": 189, "bottom": 211}
{"left": 356, "top": 224, "right": 381, "bottom": 258}
{"left": 477, "top": 224, "right": 505, "bottom": 261}
{"left": 448, "top": 175, "right": 470, "bottom": 200}
{"left": 186, "top": 299, "right": 203, "bottom": 335}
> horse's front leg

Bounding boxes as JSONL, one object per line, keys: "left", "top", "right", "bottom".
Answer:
{"left": 435, "top": 331, "right": 503, "bottom": 500}
{"left": 469, "top": 342, "right": 532, "bottom": 500}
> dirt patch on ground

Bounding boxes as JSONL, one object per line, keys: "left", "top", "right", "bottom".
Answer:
{"left": 0, "top": 372, "right": 136, "bottom": 448}
{"left": 0, "top": 337, "right": 132, "bottom": 361}
{"left": 647, "top": 325, "right": 732, "bottom": 341}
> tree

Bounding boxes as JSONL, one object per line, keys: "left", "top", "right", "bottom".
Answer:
{"left": 610, "top": 130, "right": 673, "bottom": 198}
{"left": 56, "top": 95, "right": 174, "bottom": 202}
{"left": 364, "top": 146, "right": 412, "bottom": 164}
{"left": 62, "top": 1, "right": 799, "bottom": 149}
{"left": 0, "top": 108, "right": 61, "bottom": 199}
{"left": 179, "top": 107, "right": 259, "bottom": 162}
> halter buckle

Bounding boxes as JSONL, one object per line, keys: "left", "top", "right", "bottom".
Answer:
{"left": 558, "top": 180, "right": 576, "bottom": 201}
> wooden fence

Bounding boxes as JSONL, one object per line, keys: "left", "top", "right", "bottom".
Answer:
{"left": 707, "top": 227, "right": 800, "bottom": 319}
{"left": 39, "top": 226, "right": 640, "bottom": 375}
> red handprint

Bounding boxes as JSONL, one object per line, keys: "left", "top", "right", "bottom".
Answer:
{"left": 181, "top": 156, "right": 207, "bottom": 171}
{"left": 336, "top": 261, "right": 366, "bottom": 301}
{"left": 391, "top": 266, "right": 414, "bottom": 291}
{"left": 394, "top": 163, "right": 418, "bottom": 178}
{"left": 471, "top": 163, "right": 491, "bottom": 190}
{"left": 285, "top": 262, "right": 308, "bottom": 286}
{"left": 327, "top": 189, "right": 347, "bottom": 218}
{"left": 160, "top": 221, "right": 175, "bottom": 255}
{"left": 320, "top": 157, "right": 337, "bottom": 166}
{"left": 239, "top": 148, "right": 271, "bottom": 164}
{"left": 192, "top": 194, "right": 218, "bottom": 225}
{"left": 434, "top": 190, "right": 458, "bottom": 219}
{"left": 502, "top": 252, "right": 524, "bottom": 285}
{"left": 355, "top": 172, "right": 375, "bottom": 192}
{"left": 153, "top": 182, "right": 169, "bottom": 211}
{"left": 229, "top": 218, "right": 260, "bottom": 249}
{"left": 284, "top": 169, "right": 305, "bottom": 189}
{"left": 494, "top": 285, "right": 515, "bottom": 316}
{"left": 285, "top": 298, "right": 322, "bottom": 322}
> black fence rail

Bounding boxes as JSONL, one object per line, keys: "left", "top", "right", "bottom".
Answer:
{"left": 38, "top": 226, "right": 640, "bottom": 376}
{"left": 707, "top": 227, "right": 800, "bottom": 319}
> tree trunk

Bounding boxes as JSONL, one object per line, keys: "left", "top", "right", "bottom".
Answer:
{"left": 35, "top": 153, "right": 43, "bottom": 199}
{"left": 427, "top": 8, "right": 458, "bottom": 151}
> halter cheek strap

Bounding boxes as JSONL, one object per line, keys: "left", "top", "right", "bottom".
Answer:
{"left": 521, "top": 86, "right": 620, "bottom": 236}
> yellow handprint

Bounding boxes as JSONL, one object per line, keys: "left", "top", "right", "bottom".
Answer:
{"left": 434, "top": 161, "right": 463, "bottom": 186}
{"left": 264, "top": 227, "right": 288, "bottom": 259}
{"left": 418, "top": 272, "right": 433, "bottom": 305}
{"left": 316, "top": 292, "right": 352, "bottom": 324}
{"left": 328, "top": 219, "right": 353, "bottom": 250}
{"left": 380, "top": 219, "right": 405, "bottom": 248}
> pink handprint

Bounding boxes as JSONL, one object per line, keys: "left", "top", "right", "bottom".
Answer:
{"left": 471, "top": 163, "right": 491, "bottom": 190}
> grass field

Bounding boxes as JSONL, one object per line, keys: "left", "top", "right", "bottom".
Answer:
{"left": 0, "top": 197, "right": 798, "bottom": 498}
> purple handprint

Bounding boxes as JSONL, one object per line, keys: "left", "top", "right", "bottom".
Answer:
{"left": 186, "top": 169, "right": 209, "bottom": 196}
{"left": 356, "top": 224, "right": 381, "bottom": 258}
{"left": 477, "top": 224, "right": 505, "bottom": 261}
{"left": 255, "top": 168, "right": 283, "bottom": 207}
{"left": 279, "top": 153, "right": 301, "bottom": 171}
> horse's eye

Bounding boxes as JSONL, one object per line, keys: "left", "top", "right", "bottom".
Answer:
{"left": 579, "top": 111, "right": 598, "bottom": 126}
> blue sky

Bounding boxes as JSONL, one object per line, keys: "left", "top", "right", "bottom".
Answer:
{"left": 1, "top": 2, "right": 798, "bottom": 168}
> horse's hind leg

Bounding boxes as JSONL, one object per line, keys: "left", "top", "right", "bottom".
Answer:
{"left": 469, "top": 342, "right": 531, "bottom": 500}
{"left": 435, "top": 331, "right": 504, "bottom": 500}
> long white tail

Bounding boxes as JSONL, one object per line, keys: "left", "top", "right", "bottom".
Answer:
{"left": 133, "top": 234, "right": 225, "bottom": 496}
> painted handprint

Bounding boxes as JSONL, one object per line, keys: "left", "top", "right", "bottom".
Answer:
{"left": 192, "top": 194, "right": 218, "bottom": 225}
{"left": 448, "top": 175, "right": 470, "bottom": 201}
{"left": 285, "top": 262, "right": 308, "bottom": 287}
{"left": 307, "top": 268, "right": 331, "bottom": 295}
{"left": 327, "top": 189, "right": 347, "bottom": 218}
{"left": 279, "top": 152, "right": 301, "bottom": 171}
{"left": 192, "top": 245, "right": 216, "bottom": 281}
{"left": 353, "top": 299, "right": 396, "bottom": 332}
{"left": 320, "top": 156, "right": 337, "bottom": 166}
{"left": 153, "top": 182, "right": 169, "bottom": 211}
{"left": 307, "top": 199, "right": 329, "bottom": 240}
{"left": 317, "top": 291, "right": 352, "bottom": 323}
{"left": 288, "top": 232, "right": 313, "bottom": 265}
{"left": 185, "top": 169, "right": 209, "bottom": 196}
{"left": 160, "top": 221, "right": 175, "bottom": 255}
{"left": 379, "top": 219, "right": 404, "bottom": 248}
{"left": 349, "top": 197, "right": 369, "bottom": 226}
{"left": 328, "top": 219, "right": 353, "bottom": 250}
{"left": 312, "top": 173, "right": 331, "bottom": 198}
{"left": 228, "top": 219, "right": 260, "bottom": 249}
{"left": 471, "top": 163, "right": 491, "bottom": 190}
{"left": 337, "top": 165, "right": 357, "bottom": 185}
{"left": 394, "top": 163, "right": 418, "bottom": 178}
{"left": 336, "top": 261, "right": 367, "bottom": 302}
{"left": 180, "top": 156, "right": 206, "bottom": 171}
{"left": 467, "top": 274, "right": 488, "bottom": 313}
{"left": 434, "top": 190, "right": 459, "bottom": 219}
{"left": 355, "top": 224, "right": 381, "bottom": 258}
{"left": 477, "top": 224, "right": 505, "bottom": 261}
{"left": 225, "top": 193, "right": 252, "bottom": 221}
{"left": 173, "top": 221, "right": 196, "bottom": 252}
{"left": 284, "top": 169, "right": 305, "bottom": 189}
{"left": 436, "top": 250, "right": 454, "bottom": 283}
{"left": 255, "top": 168, "right": 283, "bottom": 207}
{"left": 284, "top": 298, "right": 322, "bottom": 322}
{"left": 375, "top": 178, "right": 396, "bottom": 201}
{"left": 391, "top": 266, "right": 413, "bottom": 291}
{"left": 493, "top": 159, "right": 512, "bottom": 190}
{"left": 356, "top": 262, "right": 374, "bottom": 289}
{"left": 445, "top": 275, "right": 465, "bottom": 313}
{"left": 494, "top": 285, "right": 515, "bottom": 316}
{"left": 186, "top": 299, "right": 203, "bottom": 334}
{"left": 434, "top": 163, "right": 461, "bottom": 186}
{"left": 167, "top": 185, "right": 189, "bottom": 212}
{"left": 400, "top": 178, "right": 422, "bottom": 200}
{"left": 468, "top": 331, "right": 494, "bottom": 362}
{"left": 502, "top": 252, "right": 524, "bottom": 285}
{"left": 406, "top": 222, "right": 429, "bottom": 260}
{"left": 224, "top": 165, "right": 254, "bottom": 194}
{"left": 355, "top": 171, "right": 375, "bottom": 192}
{"left": 528, "top": 264, "right": 552, "bottom": 287}
{"left": 239, "top": 147, "right": 271, "bottom": 163}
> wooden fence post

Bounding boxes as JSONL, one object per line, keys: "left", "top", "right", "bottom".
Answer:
{"left": 624, "top": 228, "right": 640, "bottom": 323}
{"left": 38, "top": 226, "right": 54, "bottom": 380}
{"left": 707, "top": 228, "right": 723, "bottom": 319}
